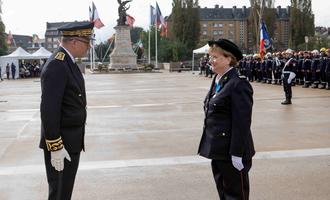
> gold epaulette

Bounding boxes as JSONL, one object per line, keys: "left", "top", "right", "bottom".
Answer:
{"left": 45, "top": 137, "right": 63, "bottom": 151}
{"left": 55, "top": 52, "right": 65, "bottom": 61}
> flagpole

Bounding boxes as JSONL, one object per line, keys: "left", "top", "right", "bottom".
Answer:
{"left": 155, "top": 10, "right": 158, "bottom": 69}
{"left": 148, "top": 26, "right": 151, "bottom": 65}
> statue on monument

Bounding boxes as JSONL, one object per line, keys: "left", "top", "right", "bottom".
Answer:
{"left": 117, "top": 0, "right": 132, "bottom": 26}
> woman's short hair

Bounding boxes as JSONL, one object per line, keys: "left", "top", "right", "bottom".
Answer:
{"left": 209, "top": 45, "right": 238, "bottom": 66}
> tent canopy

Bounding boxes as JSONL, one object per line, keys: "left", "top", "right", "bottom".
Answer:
{"left": 193, "top": 44, "right": 209, "bottom": 54}
{"left": 192, "top": 44, "right": 209, "bottom": 70}
{"left": 31, "top": 47, "right": 52, "bottom": 58}
{"left": 2, "top": 47, "right": 31, "bottom": 58}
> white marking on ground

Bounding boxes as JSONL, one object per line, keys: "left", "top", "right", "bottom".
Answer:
{"left": 0, "top": 148, "right": 329, "bottom": 176}
{"left": 2, "top": 102, "right": 201, "bottom": 112}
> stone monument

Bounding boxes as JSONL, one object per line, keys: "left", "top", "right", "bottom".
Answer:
{"left": 109, "top": 0, "right": 137, "bottom": 70}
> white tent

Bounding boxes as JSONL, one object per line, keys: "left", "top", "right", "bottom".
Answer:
{"left": 192, "top": 44, "right": 209, "bottom": 70}
{"left": 0, "top": 47, "right": 32, "bottom": 79}
{"left": 31, "top": 47, "right": 52, "bottom": 59}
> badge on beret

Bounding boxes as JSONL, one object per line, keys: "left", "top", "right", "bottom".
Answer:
{"left": 55, "top": 52, "right": 65, "bottom": 61}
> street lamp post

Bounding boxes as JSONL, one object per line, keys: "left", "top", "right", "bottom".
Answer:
{"left": 304, "top": 36, "right": 309, "bottom": 51}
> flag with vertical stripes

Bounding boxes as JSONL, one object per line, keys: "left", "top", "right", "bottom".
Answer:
{"left": 89, "top": 2, "right": 104, "bottom": 29}
{"left": 156, "top": 2, "right": 165, "bottom": 28}
{"left": 259, "top": 21, "right": 272, "bottom": 59}
{"left": 150, "top": 5, "right": 156, "bottom": 26}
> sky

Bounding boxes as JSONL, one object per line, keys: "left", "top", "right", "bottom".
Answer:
{"left": 1, "top": 0, "right": 329, "bottom": 43}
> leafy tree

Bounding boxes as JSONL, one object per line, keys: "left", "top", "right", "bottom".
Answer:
{"left": 289, "top": 0, "right": 314, "bottom": 49}
{"left": 130, "top": 26, "right": 144, "bottom": 44}
{"left": 95, "top": 41, "right": 111, "bottom": 62}
{"left": 249, "top": 0, "right": 276, "bottom": 52}
{"left": 170, "top": 0, "right": 199, "bottom": 58}
{"left": 0, "top": 0, "right": 8, "bottom": 55}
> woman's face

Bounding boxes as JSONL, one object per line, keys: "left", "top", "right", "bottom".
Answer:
{"left": 209, "top": 50, "right": 231, "bottom": 74}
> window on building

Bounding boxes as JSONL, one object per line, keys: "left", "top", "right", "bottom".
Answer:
{"left": 219, "top": 30, "right": 223, "bottom": 35}
{"left": 218, "top": 24, "right": 223, "bottom": 28}
{"left": 214, "top": 23, "right": 218, "bottom": 28}
{"left": 202, "top": 31, "right": 207, "bottom": 35}
{"left": 229, "top": 23, "right": 234, "bottom": 27}
{"left": 203, "top": 23, "right": 207, "bottom": 28}
{"left": 53, "top": 44, "right": 58, "bottom": 48}
{"left": 47, "top": 38, "right": 52, "bottom": 42}
{"left": 213, "top": 31, "right": 218, "bottom": 35}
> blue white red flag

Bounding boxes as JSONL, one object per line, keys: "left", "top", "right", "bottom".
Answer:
{"left": 150, "top": 5, "right": 156, "bottom": 26}
{"left": 259, "top": 21, "right": 271, "bottom": 59}
{"left": 156, "top": 2, "right": 165, "bottom": 28}
{"left": 89, "top": 2, "right": 104, "bottom": 29}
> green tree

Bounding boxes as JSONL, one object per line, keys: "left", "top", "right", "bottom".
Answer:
{"left": 170, "top": 0, "right": 200, "bottom": 58}
{"left": 249, "top": 0, "right": 276, "bottom": 52}
{"left": 95, "top": 41, "right": 111, "bottom": 62}
{"left": 130, "top": 26, "right": 144, "bottom": 44}
{"left": 289, "top": 0, "right": 314, "bottom": 49}
{"left": 0, "top": 0, "right": 8, "bottom": 55}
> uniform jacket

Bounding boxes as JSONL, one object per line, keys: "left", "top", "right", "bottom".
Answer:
{"left": 198, "top": 68, "right": 255, "bottom": 160}
{"left": 39, "top": 47, "right": 87, "bottom": 153}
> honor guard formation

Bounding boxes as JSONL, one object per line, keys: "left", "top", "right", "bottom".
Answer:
{"left": 236, "top": 48, "right": 330, "bottom": 90}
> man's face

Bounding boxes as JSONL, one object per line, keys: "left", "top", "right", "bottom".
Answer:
{"left": 73, "top": 37, "right": 91, "bottom": 57}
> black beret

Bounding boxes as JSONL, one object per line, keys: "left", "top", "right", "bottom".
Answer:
{"left": 58, "top": 21, "right": 94, "bottom": 39}
{"left": 208, "top": 39, "right": 243, "bottom": 61}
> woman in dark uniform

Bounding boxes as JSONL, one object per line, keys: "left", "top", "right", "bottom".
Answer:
{"left": 198, "top": 39, "right": 255, "bottom": 200}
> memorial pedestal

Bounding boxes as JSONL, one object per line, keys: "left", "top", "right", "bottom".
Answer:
{"left": 109, "top": 26, "right": 137, "bottom": 70}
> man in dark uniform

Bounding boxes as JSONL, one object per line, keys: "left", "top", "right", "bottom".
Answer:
{"left": 326, "top": 48, "right": 330, "bottom": 90}
{"left": 310, "top": 50, "right": 321, "bottom": 88}
{"left": 319, "top": 48, "right": 328, "bottom": 89}
{"left": 40, "top": 21, "right": 94, "bottom": 200}
{"left": 281, "top": 49, "right": 297, "bottom": 105}
{"left": 302, "top": 51, "right": 312, "bottom": 88}
{"left": 198, "top": 39, "right": 255, "bottom": 200}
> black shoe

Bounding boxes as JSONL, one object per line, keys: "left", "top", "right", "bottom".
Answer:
{"left": 281, "top": 99, "right": 292, "bottom": 105}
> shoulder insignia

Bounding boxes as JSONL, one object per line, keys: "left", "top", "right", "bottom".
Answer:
{"left": 239, "top": 75, "right": 247, "bottom": 79}
{"left": 55, "top": 52, "right": 65, "bottom": 61}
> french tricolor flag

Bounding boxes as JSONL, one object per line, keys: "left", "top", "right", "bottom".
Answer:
{"left": 259, "top": 21, "right": 271, "bottom": 59}
{"left": 89, "top": 2, "right": 104, "bottom": 29}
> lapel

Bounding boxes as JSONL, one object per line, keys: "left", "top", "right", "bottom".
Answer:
{"left": 59, "top": 47, "right": 86, "bottom": 104}
{"left": 211, "top": 68, "right": 237, "bottom": 98}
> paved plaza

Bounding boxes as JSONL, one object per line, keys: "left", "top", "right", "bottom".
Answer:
{"left": 0, "top": 71, "right": 329, "bottom": 200}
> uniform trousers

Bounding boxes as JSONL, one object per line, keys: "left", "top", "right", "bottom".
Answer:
{"left": 282, "top": 73, "right": 292, "bottom": 99}
{"left": 43, "top": 150, "right": 80, "bottom": 200}
{"left": 211, "top": 159, "right": 252, "bottom": 200}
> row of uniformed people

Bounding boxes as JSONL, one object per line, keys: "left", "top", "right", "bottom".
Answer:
{"left": 238, "top": 48, "right": 330, "bottom": 90}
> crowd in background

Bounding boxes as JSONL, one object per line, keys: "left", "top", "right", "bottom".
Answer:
{"left": 0, "top": 60, "right": 44, "bottom": 81}
{"left": 199, "top": 48, "right": 330, "bottom": 90}
{"left": 18, "top": 61, "right": 41, "bottom": 78}
{"left": 238, "top": 48, "right": 330, "bottom": 90}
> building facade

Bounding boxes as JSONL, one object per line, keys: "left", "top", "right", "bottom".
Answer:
{"left": 198, "top": 5, "right": 290, "bottom": 53}
{"left": 6, "top": 34, "right": 44, "bottom": 54}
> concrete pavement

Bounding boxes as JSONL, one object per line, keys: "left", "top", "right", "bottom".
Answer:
{"left": 0, "top": 71, "right": 329, "bottom": 199}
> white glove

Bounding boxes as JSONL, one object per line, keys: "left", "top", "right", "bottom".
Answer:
{"left": 288, "top": 72, "right": 296, "bottom": 84}
{"left": 51, "top": 147, "right": 71, "bottom": 171}
{"left": 231, "top": 155, "right": 244, "bottom": 171}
